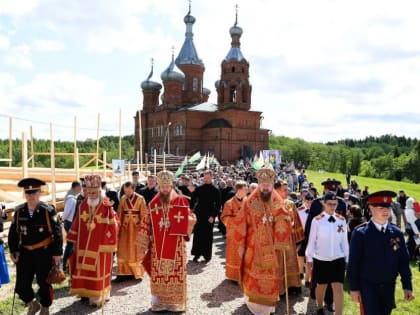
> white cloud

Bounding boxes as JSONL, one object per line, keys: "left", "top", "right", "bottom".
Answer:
{"left": 0, "top": 35, "right": 9, "bottom": 49}
{"left": 32, "top": 39, "right": 65, "bottom": 52}
{"left": 3, "top": 44, "right": 33, "bottom": 69}
{"left": 0, "top": 0, "right": 40, "bottom": 17}
{"left": 0, "top": 72, "right": 137, "bottom": 141}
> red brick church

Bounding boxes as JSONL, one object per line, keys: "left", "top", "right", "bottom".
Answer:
{"left": 134, "top": 7, "right": 269, "bottom": 163}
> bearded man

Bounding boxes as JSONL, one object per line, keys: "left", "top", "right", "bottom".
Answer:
{"left": 138, "top": 170, "right": 196, "bottom": 313}
{"left": 67, "top": 174, "right": 118, "bottom": 306}
{"left": 235, "top": 167, "right": 293, "bottom": 315}
{"left": 274, "top": 180, "right": 305, "bottom": 295}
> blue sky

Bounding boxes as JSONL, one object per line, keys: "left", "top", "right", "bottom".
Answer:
{"left": 1, "top": 0, "right": 420, "bottom": 143}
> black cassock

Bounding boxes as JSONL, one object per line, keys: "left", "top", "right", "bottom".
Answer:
{"left": 190, "top": 184, "right": 221, "bottom": 261}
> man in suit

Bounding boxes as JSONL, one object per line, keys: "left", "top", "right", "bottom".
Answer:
{"left": 347, "top": 190, "right": 414, "bottom": 315}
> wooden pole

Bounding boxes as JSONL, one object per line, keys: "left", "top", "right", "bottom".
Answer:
{"left": 9, "top": 117, "right": 12, "bottom": 167}
{"left": 96, "top": 113, "right": 100, "bottom": 169}
{"left": 138, "top": 110, "right": 143, "bottom": 172}
{"left": 163, "top": 152, "right": 166, "bottom": 171}
{"left": 75, "top": 147, "right": 80, "bottom": 181}
{"left": 153, "top": 149, "right": 156, "bottom": 175}
{"left": 118, "top": 108, "right": 122, "bottom": 160}
{"left": 145, "top": 153, "right": 149, "bottom": 175}
{"left": 50, "top": 123, "right": 56, "bottom": 207}
{"left": 103, "top": 151, "right": 107, "bottom": 179}
{"left": 22, "top": 132, "right": 28, "bottom": 178}
{"left": 30, "top": 126, "right": 34, "bottom": 168}
{"left": 136, "top": 151, "right": 139, "bottom": 171}
{"left": 74, "top": 116, "right": 77, "bottom": 175}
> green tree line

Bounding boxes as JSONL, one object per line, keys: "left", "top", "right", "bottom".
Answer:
{"left": 0, "top": 135, "right": 135, "bottom": 168}
{"left": 2, "top": 134, "right": 420, "bottom": 183}
{"left": 270, "top": 134, "right": 420, "bottom": 183}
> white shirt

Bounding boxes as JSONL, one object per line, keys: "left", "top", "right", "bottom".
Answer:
{"left": 371, "top": 219, "right": 388, "bottom": 232}
{"left": 62, "top": 194, "right": 77, "bottom": 222}
{"left": 297, "top": 205, "right": 309, "bottom": 228}
{"left": 306, "top": 211, "right": 349, "bottom": 263}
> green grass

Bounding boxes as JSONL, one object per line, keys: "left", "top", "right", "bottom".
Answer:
{"left": 306, "top": 170, "right": 420, "bottom": 314}
{"left": 305, "top": 170, "right": 420, "bottom": 200}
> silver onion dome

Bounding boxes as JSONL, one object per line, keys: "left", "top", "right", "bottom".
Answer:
{"left": 141, "top": 60, "right": 162, "bottom": 90}
{"left": 161, "top": 55, "right": 185, "bottom": 83}
{"left": 202, "top": 87, "right": 211, "bottom": 96}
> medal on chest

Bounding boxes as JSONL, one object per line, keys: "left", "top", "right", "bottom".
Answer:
{"left": 159, "top": 206, "right": 171, "bottom": 231}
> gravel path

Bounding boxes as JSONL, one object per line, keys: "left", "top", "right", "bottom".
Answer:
{"left": 44, "top": 229, "right": 322, "bottom": 315}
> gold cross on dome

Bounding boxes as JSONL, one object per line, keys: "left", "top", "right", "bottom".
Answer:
{"left": 174, "top": 211, "right": 185, "bottom": 223}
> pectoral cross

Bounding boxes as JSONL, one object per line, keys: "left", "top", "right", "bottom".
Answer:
{"left": 174, "top": 211, "right": 185, "bottom": 223}
{"left": 159, "top": 217, "right": 170, "bottom": 230}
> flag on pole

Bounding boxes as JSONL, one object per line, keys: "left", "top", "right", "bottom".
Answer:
{"left": 206, "top": 153, "right": 210, "bottom": 169}
{"left": 196, "top": 155, "right": 206, "bottom": 170}
{"left": 209, "top": 155, "right": 220, "bottom": 166}
{"left": 251, "top": 151, "right": 264, "bottom": 170}
{"left": 175, "top": 155, "right": 188, "bottom": 177}
{"left": 188, "top": 151, "right": 201, "bottom": 164}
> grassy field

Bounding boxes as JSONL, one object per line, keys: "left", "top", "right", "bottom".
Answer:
{"left": 306, "top": 170, "right": 420, "bottom": 314}
{"left": 305, "top": 170, "right": 420, "bottom": 200}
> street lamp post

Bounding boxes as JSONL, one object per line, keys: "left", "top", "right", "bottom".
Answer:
{"left": 162, "top": 122, "right": 172, "bottom": 154}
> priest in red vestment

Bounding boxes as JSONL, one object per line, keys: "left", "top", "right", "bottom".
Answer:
{"left": 235, "top": 167, "right": 293, "bottom": 315}
{"left": 138, "top": 170, "right": 196, "bottom": 313}
{"left": 67, "top": 174, "right": 118, "bottom": 306}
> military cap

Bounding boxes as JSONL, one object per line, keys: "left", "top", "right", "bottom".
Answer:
{"left": 304, "top": 193, "right": 314, "bottom": 200}
{"left": 321, "top": 178, "right": 341, "bottom": 190}
{"left": 84, "top": 174, "right": 102, "bottom": 189}
{"left": 366, "top": 190, "right": 396, "bottom": 207}
{"left": 18, "top": 177, "right": 46, "bottom": 194}
{"left": 323, "top": 191, "right": 337, "bottom": 201}
{"left": 132, "top": 170, "right": 140, "bottom": 176}
{"left": 256, "top": 167, "right": 276, "bottom": 184}
{"left": 157, "top": 170, "right": 174, "bottom": 186}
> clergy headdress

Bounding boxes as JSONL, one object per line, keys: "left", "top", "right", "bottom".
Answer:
{"left": 84, "top": 174, "right": 102, "bottom": 189}
{"left": 157, "top": 170, "right": 174, "bottom": 186}
{"left": 256, "top": 167, "right": 276, "bottom": 184}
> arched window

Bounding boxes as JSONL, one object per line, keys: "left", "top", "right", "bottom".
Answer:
{"left": 193, "top": 78, "right": 198, "bottom": 92}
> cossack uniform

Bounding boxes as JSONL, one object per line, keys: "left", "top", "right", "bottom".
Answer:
{"left": 8, "top": 178, "right": 63, "bottom": 313}
{"left": 347, "top": 190, "right": 413, "bottom": 315}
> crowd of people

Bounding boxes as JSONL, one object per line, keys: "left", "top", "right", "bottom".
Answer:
{"left": 2, "top": 163, "right": 419, "bottom": 315}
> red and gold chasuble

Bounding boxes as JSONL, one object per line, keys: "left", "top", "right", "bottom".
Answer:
{"left": 235, "top": 190, "right": 292, "bottom": 306}
{"left": 116, "top": 192, "right": 147, "bottom": 279}
{"left": 67, "top": 198, "right": 118, "bottom": 299}
{"left": 139, "top": 190, "right": 196, "bottom": 312}
{"left": 277, "top": 199, "right": 305, "bottom": 294}
{"left": 221, "top": 196, "right": 246, "bottom": 281}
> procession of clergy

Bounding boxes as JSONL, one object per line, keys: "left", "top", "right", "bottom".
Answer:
{"left": 6, "top": 164, "right": 415, "bottom": 315}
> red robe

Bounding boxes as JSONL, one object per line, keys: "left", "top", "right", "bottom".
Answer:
{"left": 235, "top": 190, "right": 292, "bottom": 307}
{"left": 221, "top": 196, "right": 246, "bottom": 281}
{"left": 67, "top": 198, "right": 118, "bottom": 300}
{"left": 138, "top": 190, "right": 196, "bottom": 312}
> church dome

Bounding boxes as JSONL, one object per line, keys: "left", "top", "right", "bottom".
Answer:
{"left": 161, "top": 57, "right": 185, "bottom": 83}
{"left": 230, "top": 25, "right": 243, "bottom": 36}
{"left": 141, "top": 61, "right": 162, "bottom": 91}
{"left": 202, "top": 87, "right": 211, "bottom": 96}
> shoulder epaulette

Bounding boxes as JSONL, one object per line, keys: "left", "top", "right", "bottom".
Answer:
{"left": 336, "top": 213, "right": 345, "bottom": 220}
{"left": 39, "top": 202, "right": 56, "bottom": 213}
{"left": 15, "top": 203, "right": 25, "bottom": 211}
{"left": 355, "top": 222, "right": 368, "bottom": 230}
{"left": 315, "top": 213, "right": 325, "bottom": 220}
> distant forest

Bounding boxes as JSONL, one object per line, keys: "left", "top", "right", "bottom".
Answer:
{"left": 1, "top": 134, "right": 420, "bottom": 183}
{"left": 270, "top": 134, "right": 420, "bottom": 183}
